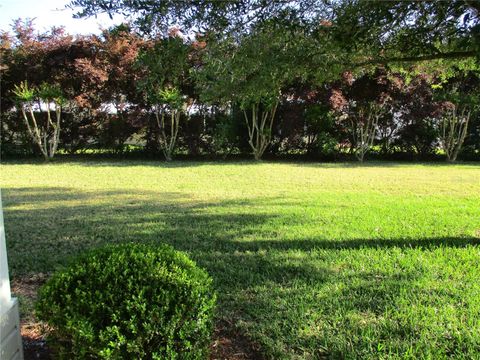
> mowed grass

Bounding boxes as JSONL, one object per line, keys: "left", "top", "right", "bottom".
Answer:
{"left": 2, "top": 159, "right": 480, "bottom": 359}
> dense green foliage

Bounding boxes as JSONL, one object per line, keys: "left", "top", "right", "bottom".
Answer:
{"left": 3, "top": 160, "right": 480, "bottom": 359}
{"left": 69, "top": 0, "right": 480, "bottom": 67}
{"left": 36, "top": 243, "right": 216, "bottom": 359}
{"left": 2, "top": 3, "right": 480, "bottom": 161}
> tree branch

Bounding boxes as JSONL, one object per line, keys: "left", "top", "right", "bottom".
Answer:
{"left": 353, "top": 50, "right": 477, "bottom": 68}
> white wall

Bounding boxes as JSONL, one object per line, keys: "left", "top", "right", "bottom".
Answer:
{"left": 0, "top": 189, "right": 12, "bottom": 310}
{"left": 0, "top": 189, "right": 23, "bottom": 360}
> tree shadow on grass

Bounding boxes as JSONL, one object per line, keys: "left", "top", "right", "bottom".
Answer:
{"left": 4, "top": 186, "right": 478, "bottom": 272}
{"left": 3, "top": 186, "right": 480, "bottom": 358}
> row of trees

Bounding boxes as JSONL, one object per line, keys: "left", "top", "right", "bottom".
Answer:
{"left": 1, "top": 1, "right": 480, "bottom": 161}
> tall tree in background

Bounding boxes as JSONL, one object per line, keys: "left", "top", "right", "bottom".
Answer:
{"left": 96, "top": 26, "right": 147, "bottom": 152}
{"left": 136, "top": 29, "right": 193, "bottom": 160}
{"left": 195, "top": 24, "right": 305, "bottom": 160}
{"left": 432, "top": 69, "right": 480, "bottom": 160}
{"left": 13, "top": 81, "right": 65, "bottom": 160}
{"left": 438, "top": 105, "right": 471, "bottom": 162}
{"left": 1, "top": 20, "right": 75, "bottom": 156}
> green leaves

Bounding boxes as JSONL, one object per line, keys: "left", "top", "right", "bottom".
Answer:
{"left": 136, "top": 36, "right": 190, "bottom": 106}
{"left": 13, "top": 81, "right": 35, "bottom": 102}
{"left": 196, "top": 26, "right": 297, "bottom": 108}
{"left": 37, "top": 83, "right": 65, "bottom": 104}
{"left": 157, "top": 87, "right": 184, "bottom": 109}
{"left": 36, "top": 243, "right": 216, "bottom": 359}
{"left": 13, "top": 80, "right": 65, "bottom": 104}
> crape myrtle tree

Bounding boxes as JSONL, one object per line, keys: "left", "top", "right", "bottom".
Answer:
{"left": 328, "top": 70, "right": 399, "bottom": 161}
{"left": 190, "top": 13, "right": 344, "bottom": 160}
{"left": 330, "top": 91, "right": 386, "bottom": 162}
{"left": 13, "top": 81, "right": 65, "bottom": 160}
{"left": 349, "top": 102, "right": 385, "bottom": 162}
{"left": 196, "top": 24, "right": 307, "bottom": 160}
{"left": 438, "top": 105, "right": 471, "bottom": 162}
{"left": 136, "top": 29, "right": 193, "bottom": 161}
{"left": 150, "top": 87, "right": 187, "bottom": 162}
{"left": 432, "top": 70, "right": 480, "bottom": 161}
{"left": 1, "top": 20, "right": 74, "bottom": 156}
{"left": 2, "top": 22, "right": 98, "bottom": 154}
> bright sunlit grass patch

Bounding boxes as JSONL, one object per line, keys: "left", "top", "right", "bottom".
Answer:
{"left": 2, "top": 159, "right": 480, "bottom": 359}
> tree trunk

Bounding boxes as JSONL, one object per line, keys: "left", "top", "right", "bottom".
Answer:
{"left": 243, "top": 101, "right": 278, "bottom": 161}
{"left": 155, "top": 107, "right": 181, "bottom": 162}
{"left": 352, "top": 104, "right": 381, "bottom": 162}
{"left": 20, "top": 104, "right": 49, "bottom": 160}
{"left": 440, "top": 107, "right": 470, "bottom": 162}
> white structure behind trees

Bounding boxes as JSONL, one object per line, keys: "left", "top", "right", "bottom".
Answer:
{"left": 0, "top": 189, "right": 23, "bottom": 360}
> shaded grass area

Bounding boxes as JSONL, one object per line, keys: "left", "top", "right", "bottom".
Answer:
{"left": 2, "top": 160, "right": 480, "bottom": 359}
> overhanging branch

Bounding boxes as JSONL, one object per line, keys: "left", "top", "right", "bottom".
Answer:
{"left": 353, "top": 50, "right": 477, "bottom": 68}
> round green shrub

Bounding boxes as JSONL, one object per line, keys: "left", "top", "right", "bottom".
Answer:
{"left": 36, "top": 243, "right": 216, "bottom": 359}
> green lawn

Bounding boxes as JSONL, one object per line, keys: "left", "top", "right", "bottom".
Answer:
{"left": 2, "top": 160, "right": 480, "bottom": 359}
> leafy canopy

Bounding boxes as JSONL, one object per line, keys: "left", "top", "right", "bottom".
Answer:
{"left": 69, "top": 0, "right": 480, "bottom": 67}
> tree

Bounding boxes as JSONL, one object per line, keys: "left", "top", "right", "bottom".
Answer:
{"left": 68, "top": 0, "right": 325, "bottom": 35}
{"left": 432, "top": 68, "right": 480, "bottom": 160}
{"left": 151, "top": 87, "right": 186, "bottom": 161}
{"left": 65, "top": 26, "right": 147, "bottom": 152}
{"left": 69, "top": 0, "right": 480, "bottom": 67}
{"left": 243, "top": 97, "right": 279, "bottom": 160}
{"left": 97, "top": 26, "right": 147, "bottom": 152}
{"left": 332, "top": 97, "right": 385, "bottom": 162}
{"left": 1, "top": 21, "right": 73, "bottom": 156}
{"left": 331, "top": 1, "right": 480, "bottom": 67}
{"left": 2, "top": 21, "right": 105, "bottom": 154}
{"left": 196, "top": 24, "right": 304, "bottom": 160}
{"left": 13, "top": 81, "right": 65, "bottom": 160}
{"left": 350, "top": 103, "right": 384, "bottom": 162}
{"left": 438, "top": 105, "right": 471, "bottom": 162}
{"left": 329, "top": 69, "right": 398, "bottom": 161}
{"left": 136, "top": 32, "right": 193, "bottom": 160}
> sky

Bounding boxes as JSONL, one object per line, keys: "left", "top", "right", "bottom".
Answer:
{"left": 0, "top": 0, "right": 124, "bottom": 34}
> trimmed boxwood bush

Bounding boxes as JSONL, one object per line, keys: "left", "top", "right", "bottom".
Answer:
{"left": 36, "top": 243, "right": 216, "bottom": 359}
